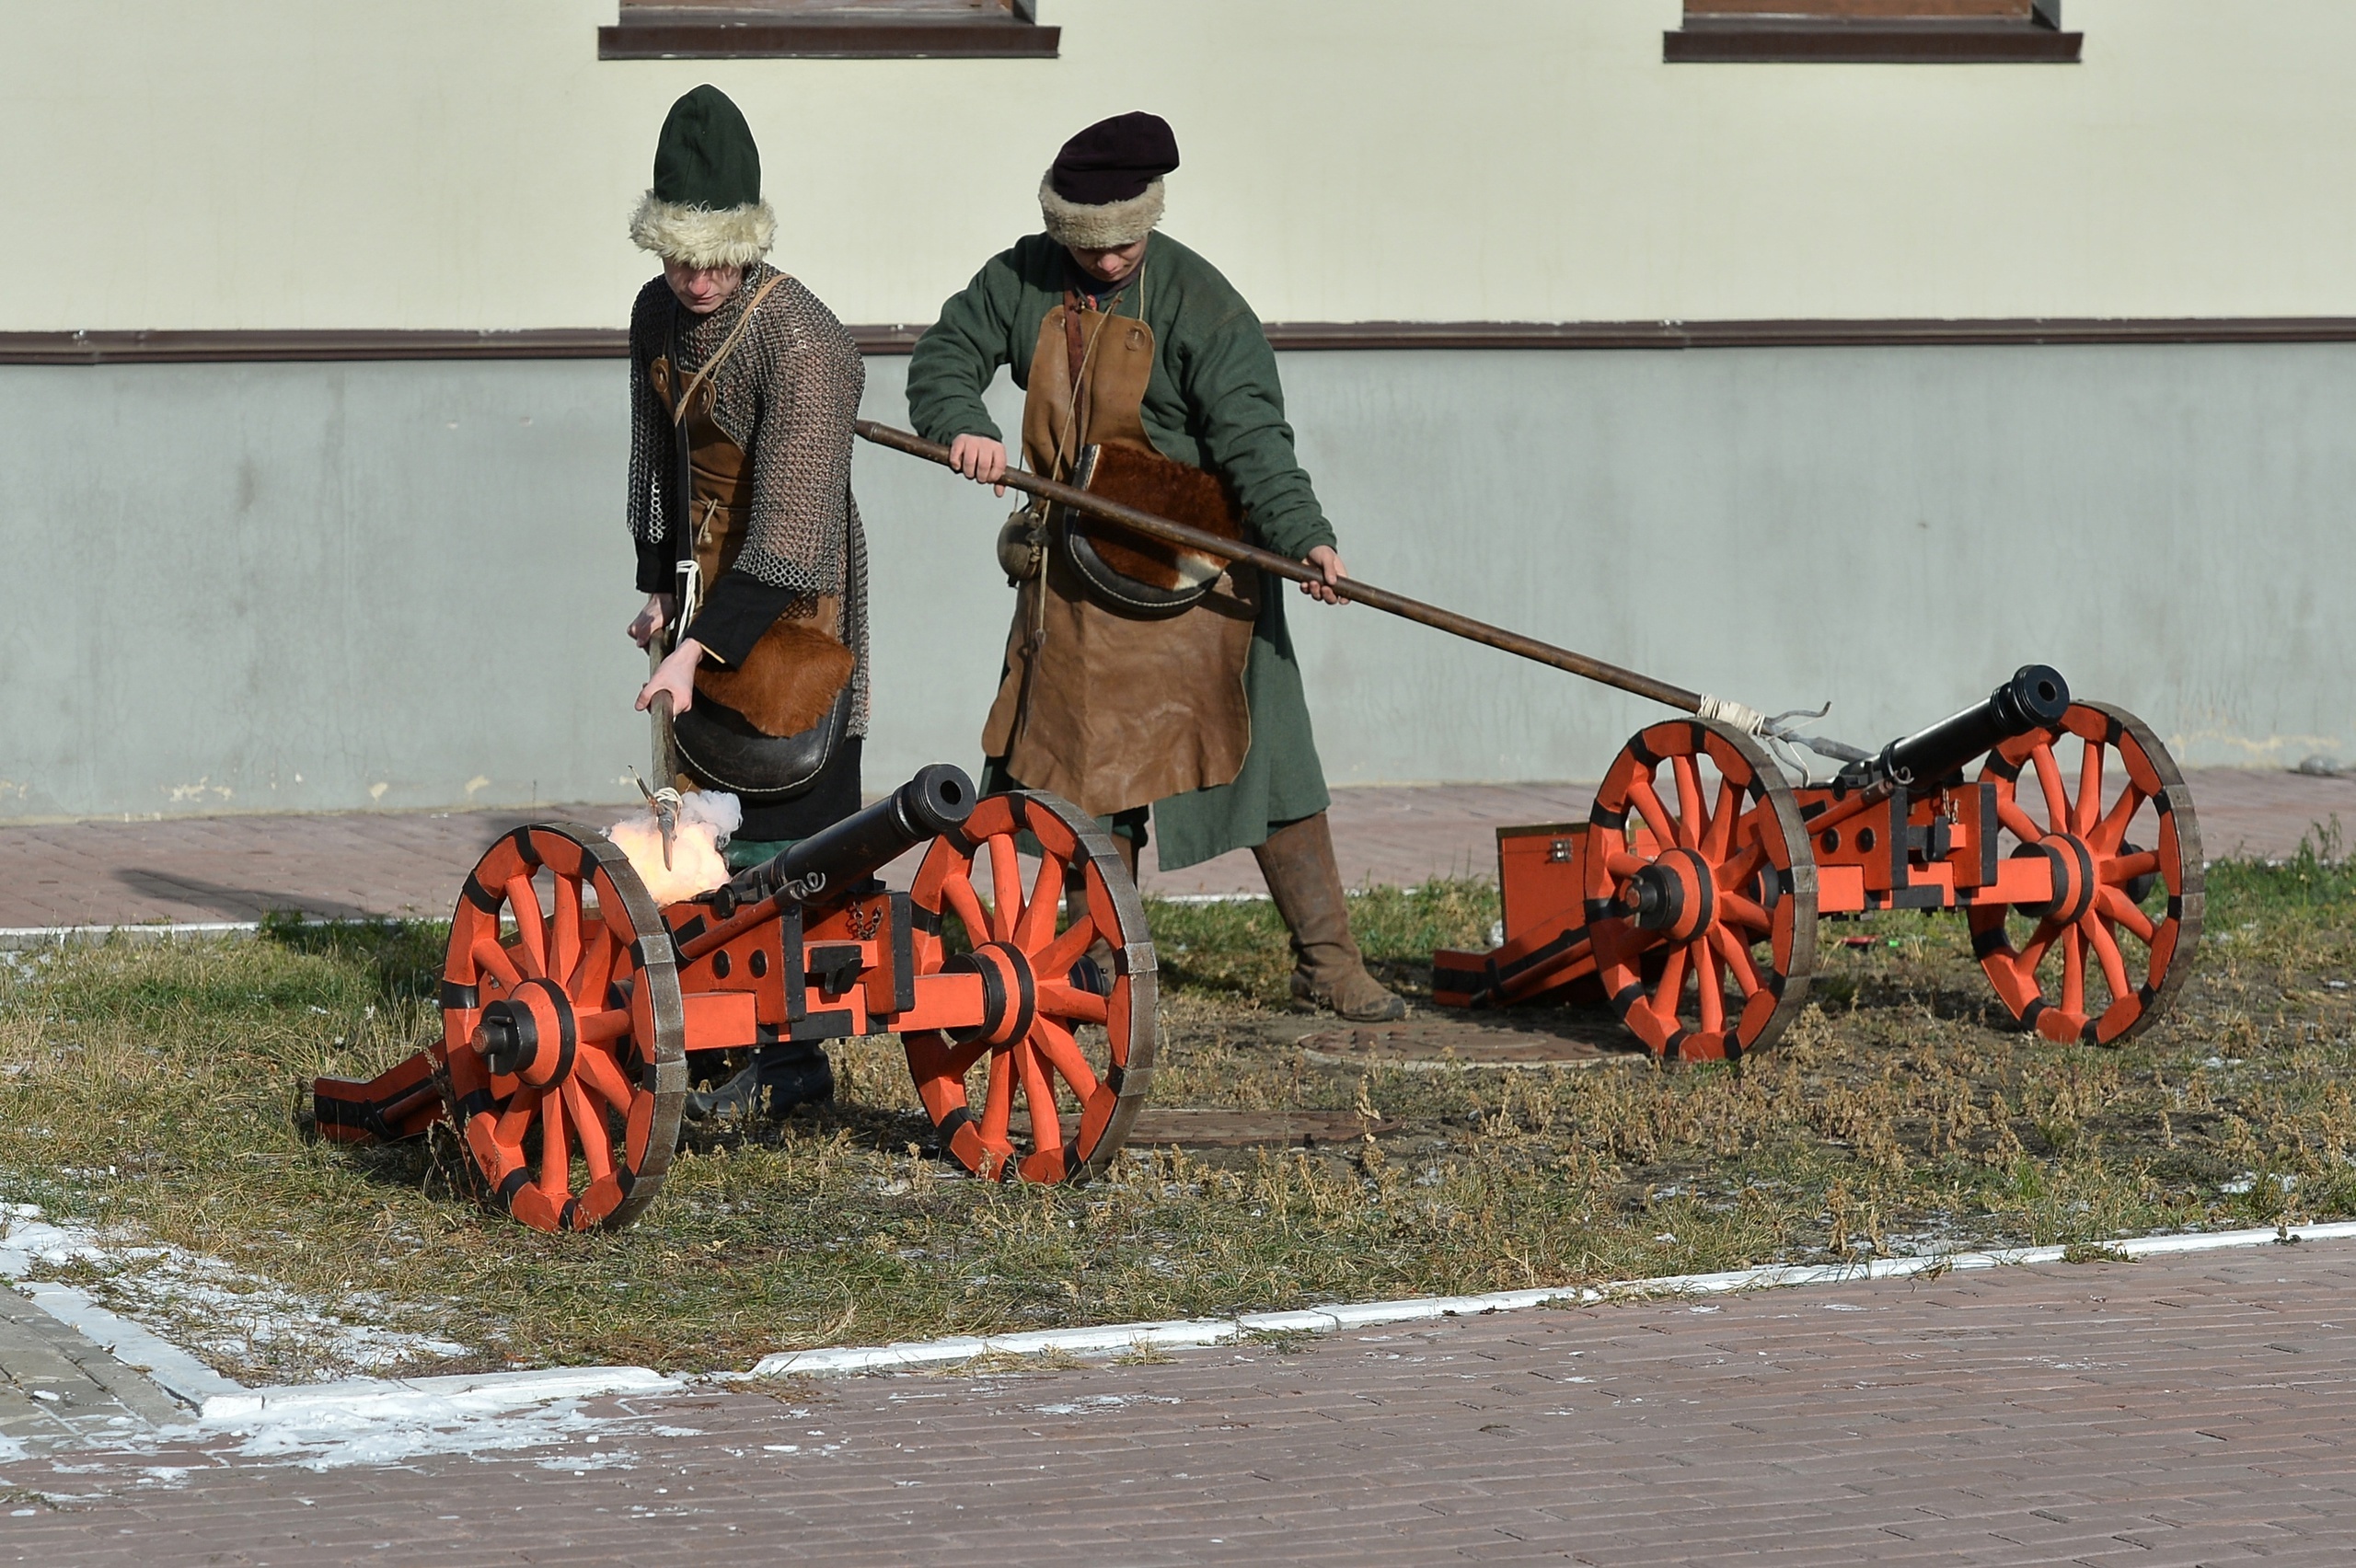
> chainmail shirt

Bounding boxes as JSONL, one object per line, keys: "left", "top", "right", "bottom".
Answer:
{"left": 628, "top": 262, "right": 871, "bottom": 733}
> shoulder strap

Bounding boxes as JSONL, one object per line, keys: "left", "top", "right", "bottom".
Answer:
{"left": 678, "top": 271, "right": 791, "bottom": 413}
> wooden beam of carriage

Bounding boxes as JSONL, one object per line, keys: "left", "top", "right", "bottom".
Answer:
{"left": 854, "top": 420, "right": 1710, "bottom": 718}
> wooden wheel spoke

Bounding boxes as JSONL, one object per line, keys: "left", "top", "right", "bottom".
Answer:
{"left": 2084, "top": 910, "right": 2132, "bottom": 1005}
{"left": 1014, "top": 1037, "right": 1064, "bottom": 1154}
{"left": 1995, "top": 796, "right": 2045, "bottom": 846}
{"left": 569, "top": 919, "right": 616, "bottom": 1003}
{"left": 491, "top": 1086, "right": 544, "bottom": 1146}
{"left": 1708, "top": 924, "right": 1763, "bottom": 997}
{"left": 942, "top": 872, "right": 993, "bottom": 947}
{"left": 577, "top": 1008, "right": 632, "bottom": 1044}
{"left": 1036, "top": 982, "right": 1109, "bottom": 1024}
{"left": 1032, "top": 1017, "right": 1103, "bottom": 1107}
{"left": 1694, "top": 940, "right": 1725, "bottom": 1034}
{"left": 935, "top": 1036, "right": 993, "bottom": 1080}
{"left": 1015, "top": 853, "right": 1066, "bottom": 951}
{"left": 552, "top": 874, "right": 583, "bottom": 989}
{"left": 1716, "top": 839, "right": 1765, "bottom": 892}
{"left": 2016, "top": 917, "right": 2066, "bottom": 974}
{"left": 2102, "top": 849, "right": 2159, "bottom": 887}
{"left": 537, "top": 1078, "right": 572, "bottom": 1200}
{"left": 1703, "top": 776, "right": 1740, "bottom": 861}
{"left": 2030, "top": 743, "right": 2071, "bottom": 838}
{"left": 1605, "top": 848, "right": 1651, "bottom": 882}
{"left": 1651, "top": 940, "right": 1689, "bottom": 1023}
{"left": 2096, "top": 885, "right": 2157, "bottom": 944}
{"left": 2062, "top": 925, "right": 2086, "bottom": 1017}
{"left": 562, "top": 1078, "right": 616, "bottom": 1185}
{"left": 987, "top": 835, "right": 1023, "bottom": 945}
{"left": 1031, "top": 913, "right": 1099, "bottom": 979}
{"left": 1626, "top": 776, "right": 1680, "bottom": 852}
{"left": 575, "top": 1044, "right": 638, "bottom": 1113}
{"left": 1718, "top": 890, "right": 1772, "bottom": 932}
{"left": 977, "top": 1043, "right": 1017, "bottom": 1150}
{"left": 2094, "top": 774, "right": 2145, "bottom": 852}
{"left": 471, "top": 936, "right": 525, "bottom": 993}
{"left": 1670, "top": 755, "right": 1706, "bottom": 848}
{"left": 505, "top": 874, "right": 549, "bottom": 977}
{"left": 2075, "top": 738, "right": 2105, "bottom": 836}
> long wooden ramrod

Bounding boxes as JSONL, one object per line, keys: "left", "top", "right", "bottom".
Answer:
{"left": 853, "top": 421, "right": 1712, "bottom": 718}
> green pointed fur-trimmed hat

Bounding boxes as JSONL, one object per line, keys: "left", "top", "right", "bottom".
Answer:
{"left": 629, "top": 85, "right": 777, "bottom": 268}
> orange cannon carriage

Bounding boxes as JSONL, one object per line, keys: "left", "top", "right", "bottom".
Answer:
{"left": 312, "top": 765, "right": 1158, "bottom": 1232}
{"left": 1434, "top": 667, "right": 2203, "bottom": 1058}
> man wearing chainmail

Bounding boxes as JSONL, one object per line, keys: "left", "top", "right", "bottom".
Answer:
{"left": 908, "top": 111, "right": 1406, "bottom": 1022}
{"left": 625, "top": 85, "right": 871, "bottom": 1110}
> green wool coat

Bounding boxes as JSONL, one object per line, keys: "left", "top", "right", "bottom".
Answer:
{"left": 907, "top": 231, "right": 1339, "bottom": 871}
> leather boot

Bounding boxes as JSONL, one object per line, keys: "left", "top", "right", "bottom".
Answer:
{"left": 1253, "top": 813, "right": 1406, "bottom": 1021}
{"left": 1063, "top": 831, "right": 1138, "bottom": 997}
{"left": 754, "top": 1041, "right": 834, "bottom": 1118}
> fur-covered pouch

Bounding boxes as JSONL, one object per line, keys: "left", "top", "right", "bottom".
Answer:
{"left": 695, "top": 611, "right": 854, "bottom": 739}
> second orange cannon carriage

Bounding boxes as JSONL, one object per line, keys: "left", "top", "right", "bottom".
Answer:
{"left": 1433, "top": 666, "right": 2204, "bottom": 1058}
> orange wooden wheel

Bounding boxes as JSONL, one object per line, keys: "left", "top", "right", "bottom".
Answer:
{"left": 903, "top": 791, "right": 1156, "bottom": 1182}
{"left": 1969, "top": 701, "right": 2204, "bottom": 1045}
{"left": 441, "top": 825, "right": 686, "bottom": 1232}
{"left": 1583, "top": 719, "right": 1818, "bottom": 1061}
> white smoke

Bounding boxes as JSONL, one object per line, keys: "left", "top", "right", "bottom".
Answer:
{"left": 605, "top": 790, "right": 742, "bottom": 905}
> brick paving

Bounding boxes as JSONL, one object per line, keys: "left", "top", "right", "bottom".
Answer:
{"left": 4, "top": 767, "right": 2347, "bottom": 931}
{"left": 0, "top": 1287, "right": 181, "bottom": 1456}
{"left": 3, "top": 1243, "right": 2353, "bottom": 1563}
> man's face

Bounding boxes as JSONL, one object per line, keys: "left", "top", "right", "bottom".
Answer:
{"left": 1066, "top": 238, "right": 1149, "bottom": 285}
{"left": 664, "top": 259, "right": 745, "bottom": 315}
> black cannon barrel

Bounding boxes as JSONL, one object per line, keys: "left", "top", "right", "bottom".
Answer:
{"left": 736, "top": 763, "right": 976, "bottom": 907}
{"left": 1874, "top": 664, "right": 2071, "bottom": 785}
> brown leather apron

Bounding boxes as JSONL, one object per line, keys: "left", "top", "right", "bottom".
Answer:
{"left": 982, "top": 296, "right": 1257, "bottom": 818}
{"left": 648, "top": 352, "right": 843, "bottom": 676}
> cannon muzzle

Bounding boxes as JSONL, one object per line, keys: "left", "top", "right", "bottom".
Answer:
{"left": 1871, "top": 664, "right": 2070, "bottom": 786}
{"left": 734, "top": 763, "right": 977, "bottom": 907}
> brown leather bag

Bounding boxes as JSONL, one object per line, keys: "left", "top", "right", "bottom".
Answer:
{"left": 1057, "top": 442, "right": 1246, "bottom": 617}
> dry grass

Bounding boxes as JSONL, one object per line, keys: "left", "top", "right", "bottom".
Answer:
{"left": 3, "top": 840, "right": 2354, "bottom": 1381}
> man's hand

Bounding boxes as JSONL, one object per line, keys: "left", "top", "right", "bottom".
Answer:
{"left": 628, "top": 593, "right": 676, "bottom": 650}
{"left": 1299, "top": 545, "right": 1351, "bottom": 606}
{"left": 637, "top": 638, "right": 705, "bottom": 715}
{"left": 949, "top": 432, "right": 1009, "bottom": 497}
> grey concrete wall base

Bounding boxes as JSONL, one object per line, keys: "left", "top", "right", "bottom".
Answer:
{"left": 5, "top": 346, "right": 2347, "bottom": 822}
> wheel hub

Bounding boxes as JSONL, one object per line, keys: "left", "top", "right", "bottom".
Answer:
{"left": 1621, "top": 847, "right": 1715, "bottom": 941}
{"left": 472, "top": 977, "right": 577, "bottom": 1087}
{"left": 2013, "top": 835, "right": 2098, "bottom": 925}
{"left": 943, "top": 940, "right": 1039, "bottom": 1048}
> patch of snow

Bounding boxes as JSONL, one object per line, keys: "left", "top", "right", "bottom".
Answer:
{"left": 0, "top": 1203, "right": 468, "bottom": 1381}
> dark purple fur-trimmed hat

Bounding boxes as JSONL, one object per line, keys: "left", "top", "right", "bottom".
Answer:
{"left": 1040, "top": 111, "right": 1179, "bottom": 248}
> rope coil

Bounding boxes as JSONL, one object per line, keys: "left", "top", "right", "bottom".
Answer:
{"left": 1695, "top": 694, "right": 1769, "bottom": 735}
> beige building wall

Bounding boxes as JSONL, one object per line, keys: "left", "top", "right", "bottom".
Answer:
{"left": 4, "top": 0, "right": 2350, "bottom": 332}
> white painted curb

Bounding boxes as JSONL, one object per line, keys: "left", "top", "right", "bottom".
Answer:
{"left": 16, "top": 1220, "right": 2352, "bottom": 1424}
{"left": 13, "top": 1281, "right": 245, "bottom": 1409}
{"left": 743, "top": 1219, "right": 2356, "bottom": 1378}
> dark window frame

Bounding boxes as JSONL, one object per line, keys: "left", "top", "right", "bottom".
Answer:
{"left": 599, "top": 0, "right": 1057, "bottom": 61}
{"left": 1667, "top": 0, "right": 2081, "bottom": 64}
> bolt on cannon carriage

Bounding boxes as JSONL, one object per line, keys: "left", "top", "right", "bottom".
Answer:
{"left": 1433, "top": 666, "right": 2204, "bottom": 1059}
{"left": 312, "top": 765, "right": 1159, "bottom": 1232}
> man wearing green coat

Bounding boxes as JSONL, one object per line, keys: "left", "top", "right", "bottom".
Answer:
{"left": 908, "top": 110, "right": 1403, "bottom": 1022}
